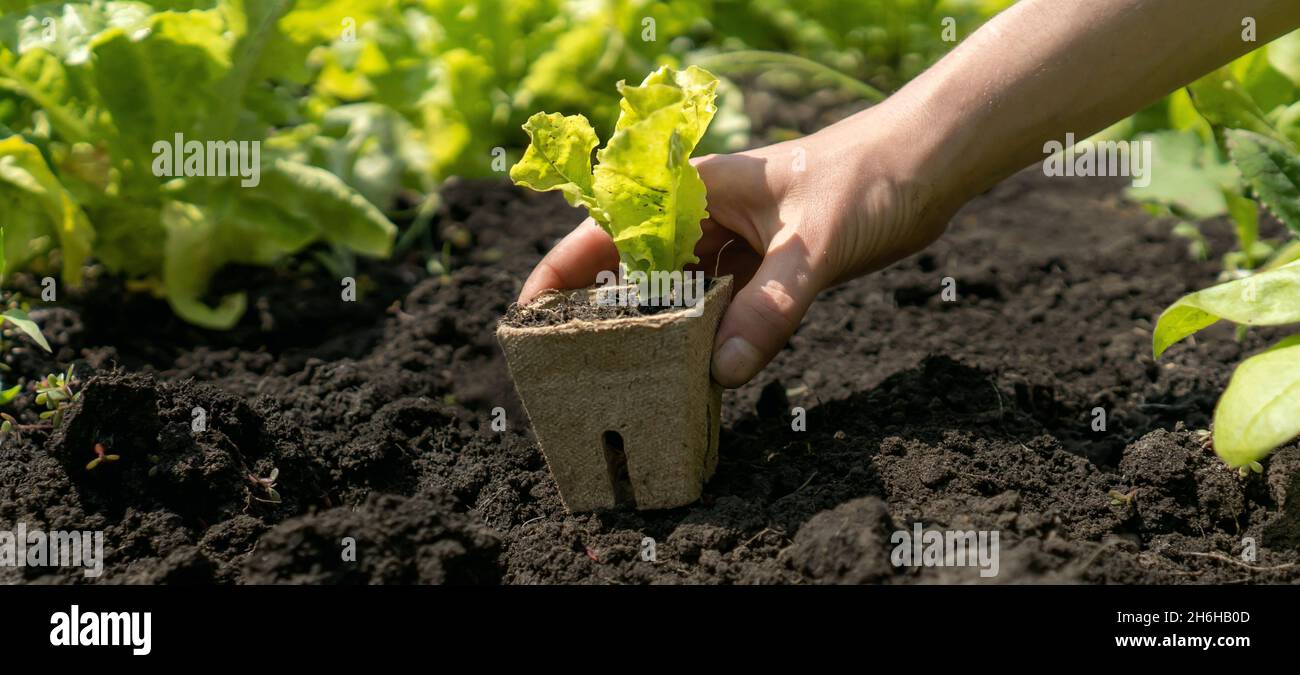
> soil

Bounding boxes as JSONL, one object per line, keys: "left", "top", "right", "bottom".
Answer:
{"left": 501, "top": 277, "right": 722, "bottom": 327}
{"left": 4, "top": 107, "right": 1300, "bottom": 585}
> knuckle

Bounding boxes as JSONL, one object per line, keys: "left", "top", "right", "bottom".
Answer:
{"left": 743, "top": 279, "right": 803, "bottom": 338}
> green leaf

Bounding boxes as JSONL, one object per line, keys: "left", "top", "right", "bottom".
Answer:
{"left": 1213, "top": 335, "right": 1300, "bottom": 467}
{"left": 509, "top": 111, "right": 600, "bottom": 213}
{"left": 1223, "top": 188, "right": 1260, "bottom": 264}
{"left": 510, "top": 66, "right": 718, "bottom": 276}
{"left": 1266, "top": 29, "right": 1300, "bottom": 88}
{"left": 1, "top": 308, "right": 51, "bottom": 352}
{"left": 1125, "top": 131, "right": 1235, "bottom": 219}
{"left": 1153, "top": 260, "right": 1300, "bottom": 357}
{"left": 256, "top": 159, "right": 396, "bottom": 258}
{"left": 0, "top": 383, "right": 19, "bottom": 405}
{"left": 1225, "top": 129, "right": 1300, "bottom": 234}
{"left": 1187, "top": 67, "right": 1289, "bottom": 143}
{"left": 160, "top": 201, "right": 247, "bottom": 330}
{"left": 0, "top": 135, "right": 93, "bottom": 285}
{"left": 593, "top": 65, "right": 717, "bottom": 273}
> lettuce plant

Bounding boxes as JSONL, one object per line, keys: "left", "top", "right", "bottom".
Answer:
{"left": 509, "top": 65, "right": 717, "bottom": 278}
{"left": 0, "top": 1, "right": 396, "bottom": 328}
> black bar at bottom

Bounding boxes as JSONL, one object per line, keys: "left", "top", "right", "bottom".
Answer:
{"left": 2, "top": 584, "right": 1293, "bottom": 660}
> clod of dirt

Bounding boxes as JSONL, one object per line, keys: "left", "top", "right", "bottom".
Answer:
{"left": 49, "top": 371, "right": 302, "bottom": 524}
{"left": 241, "top": 494, "right": 502, "bottom": 584}
{"left": 1262, "top": 446, "right": 1300, "bottom": 548}
{"left": 1118, "top": 429, "right": 1248, "bottom": 535}
{"left": 785, "top": 497, "right": 897, "bottom": 584}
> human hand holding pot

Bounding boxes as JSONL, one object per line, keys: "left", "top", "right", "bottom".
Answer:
{"left": 517, "top": 101, "right": 958, "bottom": 389}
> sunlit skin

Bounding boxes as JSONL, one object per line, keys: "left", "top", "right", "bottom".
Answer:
{"left": 518, "top": 0, "right": 1300, "bottom": 388}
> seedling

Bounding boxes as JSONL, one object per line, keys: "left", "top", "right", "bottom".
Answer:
{"left": 86, "top": 442, "right": 120, "bottom": 471}
{"left": 1108, "top": 489, "right": 1137, "bottom": 507}
{"left": 34, "top": 366, "right": 79, "bottom": 428}
{"left": 248, "top": 468, "right": 282, "bottom": 504}
{"left": 499, "top": 66, "right": 733, "bottom": 511}
{"left": 510, "top": 65, "right": 718, "bottom": 285}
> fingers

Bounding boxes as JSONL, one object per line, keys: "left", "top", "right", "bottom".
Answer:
{"left": 518, "top": 218, "right": 619, "bottom": 304}
{"left": 711, "top": 238, "right": 821, "bottom": 388}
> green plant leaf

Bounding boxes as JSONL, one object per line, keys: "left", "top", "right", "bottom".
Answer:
{"left": 160, "top": 201, "right": 247, "bottom": 330}
{"left": 1266, "top": 29, "right": 1300, "bottom": 88}
{"left": 593, "top": 65, "right": 717, "bottom": 273}
{"left": 511, "top": 65, "right": 719, "bottom": 275}
{"left": 1187, "top": 67, "right": 1289, "bottom": 143}
{"left": 1125, "top": 131, "right": 1234, "bottom": 219}
{"left": 1225, "top": 128, "right": 1300, "bottom": 234}
{"left": 0, "top": 135, "right": 93, "bottom": 286}
{"left": 1153, "top": 260, "right": 1300, "bottom": 358}
{"left": 509, "top": 111, "right": 601, "bottom": 214}
{"left": 1, "top": 307, "right": 51, "bottom": 352}
{"left": 0, "top": 383, "right": 19, "bottom": 405}
{"left": 1213, "top": 335, "right": 1300, "bottom": 467}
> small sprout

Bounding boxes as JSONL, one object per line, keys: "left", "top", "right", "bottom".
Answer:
{"left": 1108, "top": 488, "right": 1137, "bottom": 507}
{"left": 34, "top": 365, "right": 79, "bottom": 428}
{"left": 248, "top": 468, "right": 282, "bottom": 504}
{"left": 85, "top": 442, "right": 120, "bottom": 471}
{"left": 1237, "top": 461, "right": 1264, "bottom": 478}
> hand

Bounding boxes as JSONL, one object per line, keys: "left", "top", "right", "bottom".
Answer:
{"left": 517, "top": 101, "right": 958, "bottom": 387}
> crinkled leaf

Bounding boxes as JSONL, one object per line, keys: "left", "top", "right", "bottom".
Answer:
{"left": 1, "top": 307, "right": 51, "bottom": 352}
{"left": 511, "top": 66, "right": 718, "bottom": 275}
{"left": 89, "top": 11, "right": 232, "bottom": 173}
{"left": 1153, "top": 260, "right": 1300, "bottom": 357}
{"left": 509, "top": 111, "right": 600, "bottom": 212}
{"left": 1213, "top": 335, "right": 1300, "bottom": 467}
{"left": 1226, "top": 129, "right": 1300, "bottom": 235}
{"left": 0, "top": 2, "right": 154, "bottom": 63}
{"left": 593, "top": 65, "right": 717, "bottom": 273}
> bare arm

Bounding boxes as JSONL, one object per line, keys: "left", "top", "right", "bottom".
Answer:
{"left": 895, "top": 0, "right": 1300, "bottom": 204}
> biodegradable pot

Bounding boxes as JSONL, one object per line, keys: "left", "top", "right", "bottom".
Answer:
{"left": 497, "top": 275, "right": 733, "bottom": 512}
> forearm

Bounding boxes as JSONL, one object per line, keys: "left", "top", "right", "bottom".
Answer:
{"left": 872, "top": 0, "right": 1300, "bottom": 206}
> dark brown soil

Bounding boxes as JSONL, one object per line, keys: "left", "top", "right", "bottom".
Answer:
{"left": 501, "top": 277, "right": 721, "bottom": 327}
{"left": 3, "top": 143, "right": 1299, "bottom": 585}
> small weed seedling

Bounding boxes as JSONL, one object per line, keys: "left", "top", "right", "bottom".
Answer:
{"left": 86, "top": 442, "right": 120, "bottom": 471}
{"left": 248, "top": 468, "right": 282, "bottom": 504}
{"left": 1108, "top": 488, "right": 1137, "bottom": 507}
{"left": 1, "top": 365, "right": 77, "bottom": 440}
{"left": 34, "top": 366, "right": 79, "bottom": 428}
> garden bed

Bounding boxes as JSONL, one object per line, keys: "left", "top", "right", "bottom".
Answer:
{"left": 3, "top": 158, "right": 1300, "bottom": 585}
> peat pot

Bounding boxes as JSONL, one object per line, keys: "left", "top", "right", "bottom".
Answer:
{"left": 497, "top": 275, "right": 734, "bottom": 512}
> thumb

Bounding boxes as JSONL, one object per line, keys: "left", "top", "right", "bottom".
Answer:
{"left": 711, "top": 241, "right": 821, "bottom": 388}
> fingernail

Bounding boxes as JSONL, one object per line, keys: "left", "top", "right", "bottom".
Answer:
{"left": 712, "top": 336, "right": 762, "bottom": 388}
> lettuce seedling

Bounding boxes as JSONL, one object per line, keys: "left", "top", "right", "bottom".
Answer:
{"left": 509, "top": 65, "right": 719, "bottom": 280}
